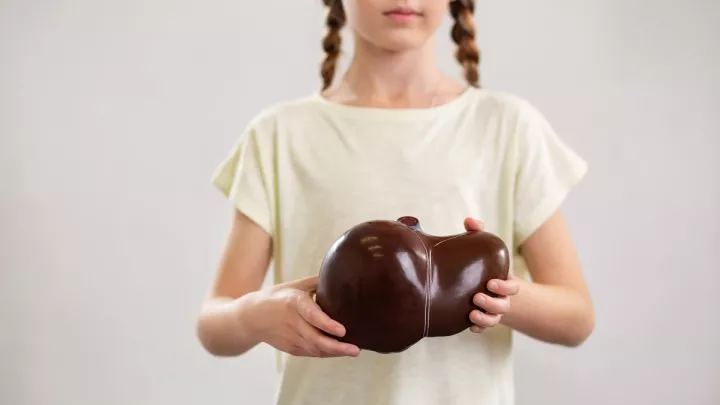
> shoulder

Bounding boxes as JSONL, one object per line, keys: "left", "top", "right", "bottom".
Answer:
{"left": 469, "top": 88, "right": 550, "bottom": 126}
{"left": 240, "top": 94, "right": 324, "bottom": 136}
{"left": 214, "top": 95, "right": 323, "bottom": 174}
{"left": 467, "top": 89, "right": 567, "bottom": 156}
{"left": 451, "top": 88, "right": 560, "bottom": 161}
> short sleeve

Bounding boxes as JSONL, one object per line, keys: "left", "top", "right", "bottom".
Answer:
{"left": 512, "top": 103, "right": 588, "bottom": 244}
{"left": 211, "top": 123, "right": 275, "bottom": 237}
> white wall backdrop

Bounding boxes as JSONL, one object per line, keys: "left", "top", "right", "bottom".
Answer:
{"left": 2, "top": 1, "right": 718, "bottom": 404}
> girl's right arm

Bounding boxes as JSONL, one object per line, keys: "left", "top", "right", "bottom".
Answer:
{"left": 195, "top": 210, "right": 361, "bottom": 358}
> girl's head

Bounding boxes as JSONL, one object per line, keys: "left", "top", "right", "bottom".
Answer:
{"left": 321, "top": 0, "right": 480, "bottom": 90}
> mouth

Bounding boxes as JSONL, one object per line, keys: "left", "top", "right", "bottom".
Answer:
{"left": 383, "top": 7, "right": 422, "bottom": 22}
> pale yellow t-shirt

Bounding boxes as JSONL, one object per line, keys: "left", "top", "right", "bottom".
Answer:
{"left": 211, "top": 87, "right": 587, "bottom": 405}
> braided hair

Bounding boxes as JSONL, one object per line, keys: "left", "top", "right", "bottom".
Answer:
{"left": 319, "top": 0, "right": 481, "bottom": 89}
{"left": 321, "top": 0, "right": 346, "bottom": 90}
{"left": 450, "top": 0, "right": 481, "bottom": 87}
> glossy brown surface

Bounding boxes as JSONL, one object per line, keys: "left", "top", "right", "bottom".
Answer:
{"left": 315, "top": 216, "right": 510, "bottom": 353}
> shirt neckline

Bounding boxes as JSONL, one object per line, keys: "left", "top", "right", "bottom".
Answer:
{"left": 309, "top": 86, "right": 481, "bottom": 121}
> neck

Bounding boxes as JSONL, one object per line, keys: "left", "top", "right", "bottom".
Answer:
{"left": 336, "top": 37, "right": 447, "bottom": 105}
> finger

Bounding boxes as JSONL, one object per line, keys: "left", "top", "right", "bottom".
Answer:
{"left": 295, "top": 295, "right": 347, "bottom": 337}
{"left": 469, "top": 325, "right": 486, "bottom": 333}
{"left": 289, "top": 275, "right": 320, "bottom": 293}
{"left": 295, "top": 318, "right": 360, "bottom": 357}
{"left": 281, "top": 330, "right": 320, "bottom": 357}
{"left": 290, "top": 329, "right": 325, "bottom": 357}
{"left": 473, "top": 293, "right": 511, "bottom": 315}
{"left": 287, "top": 343, "right": 319, "bottom": 358}
{"left": 463, "top": 217, "right": 484, "bottom": 232}
{"left": 487, "top": 278, "right": 520, "bottom": 297}
{"left": 469, "top": 309, "right": 501, "bottom": 328}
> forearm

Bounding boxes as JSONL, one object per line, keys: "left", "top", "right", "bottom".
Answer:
{"left": 500, "top": 277, "right": 594, "bottom": 347}
{"left": 195, "top": 293, "right": 262, "bottom": 357}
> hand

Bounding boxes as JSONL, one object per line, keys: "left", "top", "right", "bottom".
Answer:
{"left": 247, "top": 276, "right": 361, "bottom": 358}
{"left": 463, "top": 217, "right": 521, "bottom": 333}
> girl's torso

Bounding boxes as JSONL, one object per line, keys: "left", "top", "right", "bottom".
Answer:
{"left": 211, "top": 86, "right": 586, "bottom": 405}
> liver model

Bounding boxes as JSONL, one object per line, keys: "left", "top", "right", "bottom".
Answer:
{"left": 315, "top": 216, "right": 510, "bottom": 353}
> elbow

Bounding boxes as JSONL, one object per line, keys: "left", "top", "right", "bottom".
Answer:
{"left": 194, "top": 313, "right": 247, "bottom": 358}
{"left": 561, "top": 304, "right": 595, "bottom": 348}
{"left": 563, "top": 320, "right": 594, "bottom": 347}
{"left": 195, "top": 319, "right": 247, "bottom": 358}
{"left": 194, "top": 301, "right": 256, "bottom": 357}
{"left": 195, "top": 316, "right": 224, "bottom": 356}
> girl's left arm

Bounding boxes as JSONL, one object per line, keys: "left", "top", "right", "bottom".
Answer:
{"left": 469, "top": 211, "right": 595, "bottom": 347}
{"left": 467, "top": 100, "right": 594, "bottom": 346}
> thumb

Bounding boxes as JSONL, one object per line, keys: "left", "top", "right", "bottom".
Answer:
{"left": 464, "top": 217, "right": 484, "bottom": 232}
{"left": 289, "top": 275, "right": 319, "bottom": 292}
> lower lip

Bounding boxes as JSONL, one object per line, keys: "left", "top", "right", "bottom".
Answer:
{"left": 385, "top": 12, "right": 417, "bottom": 23}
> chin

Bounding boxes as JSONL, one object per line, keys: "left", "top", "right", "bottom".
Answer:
{"left": 371, "top": 32, "right": 430, "bottom": 53}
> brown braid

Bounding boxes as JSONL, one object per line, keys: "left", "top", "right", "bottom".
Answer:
{"left": 450, "top": 0, "right": 481, "bottom": 87}
{"left": 321, "top": 0, "right": 346, "bottom": 90}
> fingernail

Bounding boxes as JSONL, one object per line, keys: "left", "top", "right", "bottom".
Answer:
{"left": 488, "top": 281, "right": 498, "bottom": 291}
{"left": 475, "top": 294, "right": 485, "bottom": 305}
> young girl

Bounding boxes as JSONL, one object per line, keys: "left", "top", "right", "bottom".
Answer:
{"left": 196, "top": 0, "right": 594, "bottom": 404}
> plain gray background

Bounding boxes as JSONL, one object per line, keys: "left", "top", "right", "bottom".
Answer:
{"left": 2, "top": 0, "right": 718, "bottom": 404}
